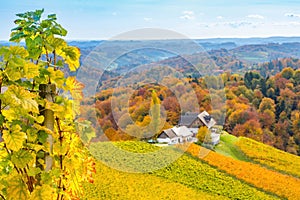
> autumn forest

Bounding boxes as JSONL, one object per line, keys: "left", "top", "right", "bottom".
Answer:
{"left": 80, "top": 57, "right": 300, "bottom": 155}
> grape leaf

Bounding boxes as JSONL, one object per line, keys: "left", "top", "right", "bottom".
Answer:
{"left": 7, "top": 175, "right": 29, "bottom": 200}
{"left": 11, "top": 149, "right": 33, "bottom": 169}
{"left": 2, "top": 109, "right": 20, "bottom": 122}
{"left": 27, "top": 167, "right": 41, "bottom": 177}
{"left": 61, "top": 46, "right": 80, "bottom": 71}
{"left": 3, "top": 85, "right": 39, "bottom": 113}
{"left": 30, "top": 185, "right": 54, "bottom": 200}
{"left": 2, "top": 124, "right": 26, "bottom": 151}
{"left": 65, "top": 76, "right": 84, "bottom": 100}
{"left": 23, "top": 62, "right": 39, "bottom": 79}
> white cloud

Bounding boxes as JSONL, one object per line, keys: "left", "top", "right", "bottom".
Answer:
{"left": 223, "top": 21, "right": 253, "bottom": 28}
{"left": 289, "top": 21, "right": 300, "bottom": 25}
{"left": 143, "top": 17, "right": 153, "bottom": 22}
{"left": 285, "top": 13, "right": 300, "bottom": 18}
{"left": 247, "top": 14, "right": 264, "bottom": 19}
{"left": 274, "top": 21, "right": 300, "bottom": 26}
{"left": 112, "top": 12, "right": 117, "bottom": 16}
{"left": 199, "top": 21, "right": 263, "bottom": 29}
{"left": 180, "top": 10, "right": 195, "bottom": 20}
{"left": 183, "top": 11, "right": 194, "bottom": 15}
{"left": 217, "top": 16, "right": 224, "bottom": 20}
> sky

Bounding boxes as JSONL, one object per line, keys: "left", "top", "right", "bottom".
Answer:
{"left": 1, "top": 0, "right": 300, "bottom": 40}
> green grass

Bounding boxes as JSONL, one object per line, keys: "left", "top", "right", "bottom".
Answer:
{"left": 214, "top": 132, "right": 250, "bottom": 161}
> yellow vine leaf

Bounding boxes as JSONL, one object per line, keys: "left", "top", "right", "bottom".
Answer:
{"left": 53, "top": 141, "right": 69, "bottom": 156}
{"left": 4, "top": 65, "right": 22, "bottom": 81}
{"left": 2, "top": 109, "right": 20, "bottom": 122}
{"left": 9, "top": 46, "right": 28, "bottom": 58}
{"left": 64, "top": 99, "right": 81, "bottom": 119}
{"left": 3, "top": 85, "right": 39, "bottom": 113}
{"left": 65, "top": 76, "right": 84, "bottom": 100}
{"left": 47, "top": 67, "right": 65, "bottom": 88}
{"left": 2, "top": 124, "right": 26, "bottom": 151}
{"left": 27, "top": 167, "right": 41, "bottom": 177}
{"left": 30, "top": 185, "right": 54, "bottom": 200}
{"left": 33, "top": 123, "right": 54, "bottom": 135}
{"left": 7, "top": 174, "right": 29, "bottom": 200}
{"left": 23, "top": 62, "right": 39, "bottom": 79}
{"left": 45, "top": 100, "right": 64, "bottom": 114}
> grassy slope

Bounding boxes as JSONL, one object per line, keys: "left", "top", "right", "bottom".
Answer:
{"left": 214, "top": 132, "right": 249, "bottom": 161}
{"left": 214, "top": 133, "right": 300, "bottom": 178}
{"left": 87, "top": 141, "right": 278, "bottom": 200}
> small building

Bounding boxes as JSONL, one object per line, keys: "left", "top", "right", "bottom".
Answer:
{"left": 157, "top": 126, "right": 193, "bottom": 145}
{"left": 179, "top": 111, "right": 216, "bottom": 129}
{"left": 210, "top": 127, "right": 221, "bottom": 145}
{"left": 157, "top": 128, "right": 181, "bottom": 144}
{"left": 179, "top": 111, "right": 220, "bottom": 145}
{"left": 171, "top": 126, "right": 193, "bottom": 143}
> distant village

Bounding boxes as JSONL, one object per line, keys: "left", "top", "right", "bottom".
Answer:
{"left": 155, "top": 111, "right": 221, "bottom": 146}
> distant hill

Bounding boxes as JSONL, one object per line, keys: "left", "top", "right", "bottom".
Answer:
{"left": 3, "top": 37, "right": 300, "bottom": 95}
{"left": 76, "top": 40, "right": 300, "bottom": 75}
{"left": 230, "top": 42, "right": 300, "bottom": 63}
{"left": 195, "top": 36, "right": 300, "bottom": 46}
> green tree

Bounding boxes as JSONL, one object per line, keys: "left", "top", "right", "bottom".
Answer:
{"left": 0, "top": 9, "right": 95, "bottom": 199}
{"left": 293, "top": 69, "right": 300, "bottom": 84}
{"left": 281, "top": 67, "right": 294, "bottom": 80}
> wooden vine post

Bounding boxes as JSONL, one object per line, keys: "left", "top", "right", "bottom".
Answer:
{"left": 39, "top": 84, "right": 56, "bottom": 171}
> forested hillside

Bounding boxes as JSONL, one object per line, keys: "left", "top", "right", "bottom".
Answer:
{"left": 81, "top": 66, "right": 300, "bottom": 155}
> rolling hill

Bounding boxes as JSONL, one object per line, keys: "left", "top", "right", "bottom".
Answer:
{"left": 74, "top": 38, "right": 300, "bottom": 97}
{"left": 82, "top": 137, "right": 300, "bottom": 199}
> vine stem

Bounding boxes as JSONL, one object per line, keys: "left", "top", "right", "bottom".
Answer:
{"left": 55, "top": 117, "right": 64, "bottom": 200}
{"left": 24, "top": 168, "right": 34, "bottom": 192}
{"left": 0, "top": 193, "right": 6, "bottom": 200}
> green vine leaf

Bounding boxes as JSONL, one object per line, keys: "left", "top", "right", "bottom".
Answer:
{"left": 61, "top": 46, "right": 80, "bottom": 71}
{"left": 11, "top": 149, "right": 33, "bottom": 169}
{"left": 27, "top": 167, "right": 41, "bottom": 177}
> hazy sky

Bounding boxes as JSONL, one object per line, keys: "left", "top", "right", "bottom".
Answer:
{"left": 1, "top": 0, "right": 300, "bottom": 40}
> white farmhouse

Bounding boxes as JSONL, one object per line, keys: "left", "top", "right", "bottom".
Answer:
{"left": 157, "top": 126, "right": 193, "bottom": 145}
{"left": 179, "top": 111, "right": 221, "bottom": 145}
